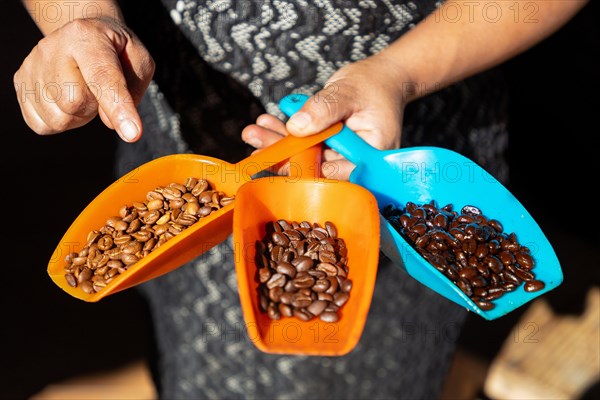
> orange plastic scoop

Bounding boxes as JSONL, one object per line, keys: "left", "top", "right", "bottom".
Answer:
{"left": 47, "top": 124, "right": 343, "bottom": 302}
{"left": 233, "top": 145, "right": 381, "bottom": 356}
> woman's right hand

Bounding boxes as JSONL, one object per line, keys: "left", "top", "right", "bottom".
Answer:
{"left": 13, "top": 17, "right": 155, "bottom": 142}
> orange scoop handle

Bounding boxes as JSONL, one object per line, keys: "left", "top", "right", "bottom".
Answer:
{"left": 234, "top": 125, "right": 339, "bottom": 181}
{"left": 289, "top": 144, "right": 322, "bottom": 180}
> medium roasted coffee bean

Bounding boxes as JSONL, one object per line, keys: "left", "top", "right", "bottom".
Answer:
{"left": 256, "top": 219, "right": 351, "bottom": 322}
{"left": 333, "top": 292, "right": 349, "bottom": 307}
{"left": 291, "top": 256, "right": 313, "bottom": 272}
{"left": 279, "top": 303, "right": 293, "bottom": 318}
{"left": 258, "top": 268, "right": 272, "bottom": 283}
{"left": 272, "top": 232, "right": 289, "bottom": 247}
{"left": 312, "top": 279, "right": 331, "bottom": 293}
{"left": 320, "top": 311, "right": 339, "bottom": 323}
{"left": 292, "top": 273, "right": 315, "bottom": 289}
{"left": 276, "top": 262, "right": 296, "bottom": 278}
{"left": 266, "top": 273, "right": 287, "bottom": 289}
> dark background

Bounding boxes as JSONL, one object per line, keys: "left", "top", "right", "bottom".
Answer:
{"left": 1, "top": 1, "right": 598, "bottom": 399}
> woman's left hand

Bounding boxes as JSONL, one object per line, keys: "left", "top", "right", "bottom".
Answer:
{"left": 241, "top": 54, "right": 409, "bottom": 180}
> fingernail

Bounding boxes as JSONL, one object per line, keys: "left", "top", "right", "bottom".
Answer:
{"left": 244, "top": 135, "right": 262, "bottom": 148}
{"left": 288, "top": 112, "right": 312, "bottom": 132}
{"left": 119, "top": 119, "right": 139, "bottom": 142}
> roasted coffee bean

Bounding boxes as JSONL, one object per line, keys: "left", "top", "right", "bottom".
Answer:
{"left": 292, "top": 273, "right": 315, "bottom": 289}
{"left": 383, "top": 201, "right": 543, "bottom": 311}
{"left": 268, "top": 287, "right": 284, "bottom": 303}
{"left": 279, "top": 303, "right": 293, "bottom": 318}
{"left": 267, "top": 302, "right": 281, "bottom": 320}
{"left": 524, "top": 280, "right": 545, "bottom": 292}
{"left": 272, "top": 232, "right": 290, "bottom": 247}
{"left": 312, "top": 279, "right": 331, "bottom": 293}
{"left": 333, "top": 292, "right": 349, "bottom": 307}
{"left": 266, "top": 273, "right": 287, "bottom": 289}
{"left": 63, "top": 177, "right": 234, "bottom": 294}
{"left": 65, "top": 273, "right": 77, "bottom": 287}
{"left": 513, "top": 266, "right": 535, "bottom": 282}
{"left": 256, "top": 219, "right": 351, "bottom": 322}
{"left": 276, "top": 262, "right": 297, "bottom": 278}
{"left": 320, "top": 311, "right": 339, "bottom": 323}
{"left": 340, "top": 279, "right": 353, "bottom": 293}
{"left": 474, "top": 299, "right": 494, "bottom": 311}
{"left": 516, "top": 251, "right": 534, "bottom": 270}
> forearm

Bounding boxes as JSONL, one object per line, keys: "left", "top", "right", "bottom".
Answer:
{"left": 21, "top": 0, "right": 125, "bottom": 35}
{"left": 379, "top": 0, "right": 588, "bottom": 101}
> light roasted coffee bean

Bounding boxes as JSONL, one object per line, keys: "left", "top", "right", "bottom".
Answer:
{"left": 63, "top": 177, "right": 235, "bottom": 294}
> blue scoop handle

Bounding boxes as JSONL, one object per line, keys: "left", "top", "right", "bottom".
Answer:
{"left": 278, "top": 94, "right": 379, "bottom": 166}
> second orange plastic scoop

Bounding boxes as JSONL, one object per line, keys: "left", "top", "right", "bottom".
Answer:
{"left": 233, "top": 146, "right": 381, "bottom": 356}
{"left": 47, "top": 124, "right": 342, "bottom": 302}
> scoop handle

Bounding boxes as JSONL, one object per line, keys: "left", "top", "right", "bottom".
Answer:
{"left": 278, "top": 94, "right": 379, "bottom": 166}
{"left": 289, "top": 145, "right": 321, "bottom": 179}
{"left": 235, "top": 118, "right": 340, "bottom": 181}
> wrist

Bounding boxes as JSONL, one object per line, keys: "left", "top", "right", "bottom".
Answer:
{"left": 22, "top": 0, "right": 125, "bottom": 35}
{"left": 369, "top": 50, "right": 421, "bottom": 105}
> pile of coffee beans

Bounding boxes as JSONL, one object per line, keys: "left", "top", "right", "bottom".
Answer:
{"left": 256, "top": 220, "right": 352, "bottom": 322}
{"left": 383, "top": 201, "right": 545, "bottom": 311}
{"left": 63, "top": 177, "right": 234, "bottom": 294}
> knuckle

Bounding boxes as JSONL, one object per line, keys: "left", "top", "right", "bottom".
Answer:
{"left": 44, "top": 108, "right": 78, "bottom": 133}
{"left": 59, "top": 93, "right": 95, "bottom": 117}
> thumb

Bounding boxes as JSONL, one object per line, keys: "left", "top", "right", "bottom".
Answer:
{"left": 286, "top": 87, "right": 353, "bottom": 137}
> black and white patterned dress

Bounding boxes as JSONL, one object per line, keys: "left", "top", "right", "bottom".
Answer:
{"left": 117, "top": 1, "right": 509, "bottom": 398}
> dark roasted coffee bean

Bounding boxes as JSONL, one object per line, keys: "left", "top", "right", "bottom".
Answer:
{"left": 524, "top": 280, "right": 545, "bottom": 292}
{"left": 456, "top": 279, "right": 473, "bottom": 297}
{"left": 411, "top": 223, "right": 428, "bottom": 236}
{"left": 476, "top": 263, "right": 490, "bottom": 278}
{"left": 498, "top": 250, "right": 516, "bottom": 266}
{"left": 474, "top": 299, "right": 494, "bottom": 310}
{"left": 484, "top": 287, "right": 505, "bottom": 301}
{"left": 433, "top": 214, "right": 449, "bottom": 229}
{"left": 469, "top": 275, "right": 488, "bottom": 288}
{"left": 461, "top": 205, "right": 481, "bottom": 216}
{"left": 516, "top": 251, "right": 534, "bottom": 270}
{"left": 484, "top": 255, "right": 504, "bottom": 274}
{"left": 459, "top": 267, "right": 478, "bottom": 280}
{"left": 513, "top": 266, "right": 535, "bottom": 282}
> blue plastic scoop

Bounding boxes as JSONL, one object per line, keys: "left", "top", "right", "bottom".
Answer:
{"left": 279, "top": 93, "right": 562, "bottom": 320}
